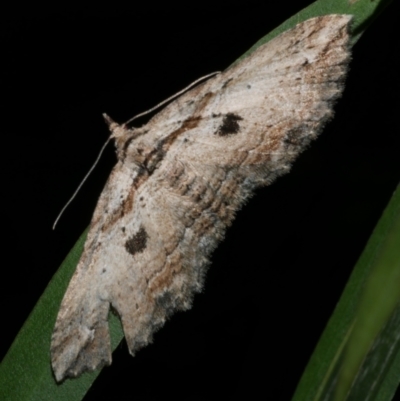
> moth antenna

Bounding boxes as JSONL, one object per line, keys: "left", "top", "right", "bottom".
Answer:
{"left": 125, "top": 71, "right": 220, "bottom": 125}
{"left": 53, "top": 72, "right": 220, "bottom": 229}
{"left": 52, "top": 136, "right": 112, "bottom": 230}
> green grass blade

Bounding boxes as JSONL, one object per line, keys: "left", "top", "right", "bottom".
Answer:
{"left": 292, "top": 184, "right": 400, "bottom": 401}
{"left": 336, "top": 185, "right": 400, "bottom": 401}
{"left": 0, "top": 1, "right": 393, "bottom": 400}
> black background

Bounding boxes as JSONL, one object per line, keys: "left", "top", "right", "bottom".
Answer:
{"left": 2, "top": 1, "right": 399, "bottom": 400}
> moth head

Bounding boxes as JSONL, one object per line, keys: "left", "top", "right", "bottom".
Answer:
{"left": 103, "top": 113, "right": 155, "bottom": 170}
{"left": 103, "top": 113, "right": 131, "bottom": 140}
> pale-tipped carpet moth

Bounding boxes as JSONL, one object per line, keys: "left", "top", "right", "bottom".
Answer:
{"left": 51, "top": 14, "right": 352, "bottom": 381}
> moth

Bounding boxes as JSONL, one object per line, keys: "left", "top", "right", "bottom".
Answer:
{"left": 51, "top": 14, "right": 352, "bottom": 381}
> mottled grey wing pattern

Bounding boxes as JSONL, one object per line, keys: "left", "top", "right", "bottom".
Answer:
{"left": 51, "top": 15, "right": 351, "bottom": 381}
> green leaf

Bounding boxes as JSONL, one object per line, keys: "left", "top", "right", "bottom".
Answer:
{"left": 291, "top": 185, "right": 400, "bottom": 401}
{"left": 0, "top": 1, "right": 394, "bottom": 400}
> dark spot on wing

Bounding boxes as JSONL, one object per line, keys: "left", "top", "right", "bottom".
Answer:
{"left": 216, "top": 113, "right": 243, "bottom": 136}
{"left": 125, "top": 226, "right": 148, "bottom": 256}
